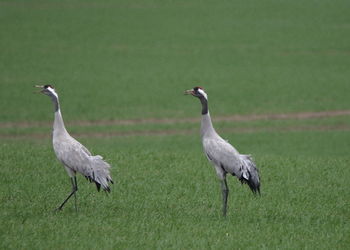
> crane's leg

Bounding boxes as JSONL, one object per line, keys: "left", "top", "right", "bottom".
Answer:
{"left": 56, "top": 177, "right": 78, "bottom": 211}
{"left": 221, "top": 178, "right": 229, "bottom": 217}
{"left": 73, "top": 176, "right": 78, "bottom": 212}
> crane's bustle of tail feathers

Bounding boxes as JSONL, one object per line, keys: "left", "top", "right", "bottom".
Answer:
{"left": 240, "top": 154, "right": 260, "bottom": 194}
{"left": 87, "top": 155, "right": 113, "bottom": 192}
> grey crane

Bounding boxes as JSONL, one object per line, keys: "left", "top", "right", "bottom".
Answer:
{"left": 35, "top": 84, "right": 113, "bottom": 211}
{"left": 185, "top": 86, "right": 260, "bottom": 216}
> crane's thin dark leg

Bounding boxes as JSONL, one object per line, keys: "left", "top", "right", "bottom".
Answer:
{"left": 56, "top": 177, "right": 78, "bottom": 211}
{"left": 221, "top": 178, "right": 229, "bottom": 217}
{"left": 73, "top": 176, "right": 78, "bottom": 212}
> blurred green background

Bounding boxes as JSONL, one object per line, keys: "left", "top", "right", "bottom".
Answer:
{"left": 1, "top": 0, "right": 349, "bottom": 122}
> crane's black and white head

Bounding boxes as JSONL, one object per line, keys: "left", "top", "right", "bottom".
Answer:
{"left": 185, "top": 86, "right": 209, "bottom": 115}
{"left": 35, "top": 84, "right": 58, "bottom": 99}
{"left": 184, "top": 86, "right": 208, "bottom": 100}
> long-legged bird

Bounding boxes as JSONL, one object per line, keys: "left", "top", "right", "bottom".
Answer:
{"left": 185, "top": 86, "right": 260, "bottom": 216}
{"left": 35, "top": 85, "right": 113, "bottom": 211}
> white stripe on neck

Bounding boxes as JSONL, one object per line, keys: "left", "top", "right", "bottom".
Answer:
{"left": 47, "top": 87, "right": 58, "bottom": 99}
{"left": 197, "top": 88, "right": 208, "bottom": 100}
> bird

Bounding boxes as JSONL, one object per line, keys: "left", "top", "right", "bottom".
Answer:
{"left": 35, "top": 84, "right": 113, "bottom": 211}
{"left": 185, "top": 86, "right": 260, "bottom": 216}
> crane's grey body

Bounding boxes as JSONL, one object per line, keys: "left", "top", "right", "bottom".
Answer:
{"left": 201, "top": 112, "right": 260, "bottom": 189}
{"left": 186, "top": 87, "right": 260, "bottom": 216}
{"left": 36, "top": 85, "right": 113, "bottom": 211}
{"left": 53, "top": 110, "right": 112, "bottom": 190}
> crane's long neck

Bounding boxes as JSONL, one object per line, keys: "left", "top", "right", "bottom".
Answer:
{"left": 199, "top": 97, "right": 216, "bottom": 138}
{"left": 51, "top": 95, "right": 68, "bottom": 137}
{"left": 199, "top": 96, "right": 208, "bottom": 115}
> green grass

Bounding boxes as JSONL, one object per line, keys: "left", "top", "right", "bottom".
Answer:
{"left": 1, "top": 0, "right": 350, "bottom": 249}
{"left": 1, "top": 114, "right": 350, "bottom": 138}
{"left": 1, "top": 132, "right": 349, "bottom": 249}
{"left": 1, "top": 0, "right": 350, "bottom": 122}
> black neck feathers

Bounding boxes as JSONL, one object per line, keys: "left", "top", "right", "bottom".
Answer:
{"left": 200, "top": 97, "right": 208, "bottom": 115}
{"left": 50, "top": 95, "right": 59, "bottom": 112}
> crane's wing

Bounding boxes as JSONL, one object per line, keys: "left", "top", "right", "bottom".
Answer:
{"left": 80, "top": 143, "right": 92, "bottom": 156}
{"left": 54, "top": 137, "right": 113, "bottom": 192}
{"left": 203, "top": 137, "right": 260, "bottom": 194}
{"left": 203, "top": 137, "right": 241, "bottom": 175}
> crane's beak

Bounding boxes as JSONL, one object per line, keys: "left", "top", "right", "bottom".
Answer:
{"left": 184, "top": 89, "right": 194, "bottom": 95}
{"left": 33, "top": 85, "right": 44, "bottom": 94}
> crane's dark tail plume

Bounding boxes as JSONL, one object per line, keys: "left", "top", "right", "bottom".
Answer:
{"left": 85, "top": 175, "right": 113, "bottom": 192}
{"left": 239, "top": 154, "right": 261, "bottom": 195}
{"left": 84, "top": 155, "right": 113, "bottom": 193}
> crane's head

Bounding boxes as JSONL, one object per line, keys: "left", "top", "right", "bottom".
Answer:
{"left": 185, "top": 86, "right": 209, "bottom": 114}
{"left": 184, "top": 86, "right": 208, "bottom": 100}
{"left": 34, "top": 84, "right": 58, "bottom": 99}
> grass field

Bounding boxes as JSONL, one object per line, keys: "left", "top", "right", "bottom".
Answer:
{"left": 1, "top": 0, "right": 349, "bottom": 249}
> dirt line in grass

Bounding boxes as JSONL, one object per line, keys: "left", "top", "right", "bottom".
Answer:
{"left": 1, "top": 110, "right": 350, "bottom": 129}
{"left": 1, "top": 124, "right": 350, "bottom": 140}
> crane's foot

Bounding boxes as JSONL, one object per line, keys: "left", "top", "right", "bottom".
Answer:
{"left": 53, "top": 177, "right": 78, "bottom": 212}
{"left": 54, "top": 207, "right": 63, "bottom": 212}
{"left": 222, "top": 207, "right": 227, "bottom": 217}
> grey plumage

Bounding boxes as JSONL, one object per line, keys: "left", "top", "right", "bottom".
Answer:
{"left": 185, "top": 86, "right": 260, "bottom": 216}
{"left": 35, "top": 84, "right": 113, "bottom": 211}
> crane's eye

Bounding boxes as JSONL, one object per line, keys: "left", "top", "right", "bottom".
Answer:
{"left": 44, "top": 85, "right": 53, "bottom": 89}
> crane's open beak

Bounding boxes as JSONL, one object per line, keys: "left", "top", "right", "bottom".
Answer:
{"left": 34, "top": 85, "right": 45, "bottom": 94}
{"left": 184, "top": 89, "right": 194, "bottom": 95}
